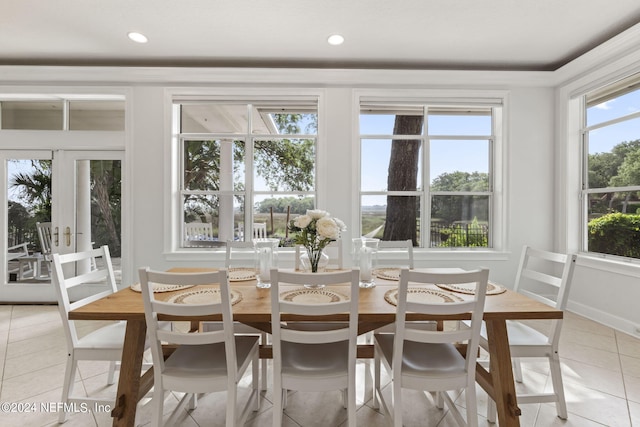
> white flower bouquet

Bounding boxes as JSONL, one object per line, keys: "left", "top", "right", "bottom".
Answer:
{"left": 288, "top": 209, "right": 346, "bottom": 272}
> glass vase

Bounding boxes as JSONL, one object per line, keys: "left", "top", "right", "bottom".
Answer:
{"left": 299, "top": 248, "right": 329, "bottom": 288}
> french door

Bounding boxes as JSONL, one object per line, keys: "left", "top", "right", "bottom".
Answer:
{"left": 2, "top": 149, "right": 124, "bottom": 302}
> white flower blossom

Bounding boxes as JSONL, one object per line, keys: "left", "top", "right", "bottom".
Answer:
{"left": 306, "top": 209, "right": 328, "bottom": 220}
{"left": 334, "top": 217, "right": 347, "bottom": 231}
{"left": 316, "top": 217, "right": 340, "bottom": 239}
{"left": 293, "top": 215, "right": 312, "bottom": 229}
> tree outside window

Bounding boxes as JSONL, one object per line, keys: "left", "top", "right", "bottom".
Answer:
{"left": 583, "top": 74, "right": 640, "bottom": 259}
{"left": 177, "top": 102, "right": 317, "bottom": 247}
{"left": 359, "top": 103, "right": 496, "bottom": 248}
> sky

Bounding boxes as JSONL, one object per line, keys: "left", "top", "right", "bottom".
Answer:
{"left": 587, "top": 88, "right": 640, "bottom": 155}
{"left": 360, "top": 113, "right": 491, "bottom": 205}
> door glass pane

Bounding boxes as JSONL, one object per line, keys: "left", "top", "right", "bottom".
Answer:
{"left": 80, "top": 159, "right": 122, "bottom": 276}
{"left": 7, "top": 159, "right": 52, "bottom": 282}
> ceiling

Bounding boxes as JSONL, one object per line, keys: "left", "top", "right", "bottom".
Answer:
{"left": 2, "top": 0, "right": 640, "bottom": 71}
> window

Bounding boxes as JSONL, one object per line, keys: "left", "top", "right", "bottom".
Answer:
{"left": 582, "top": 73, "right": 640, "bottom": 259}
{"left": 175, "top": 100, "right": 318, "bottom": 248}
{"left": 0, "top": 98, "right": 124, "bottom": 130}
{"left": 359, "top": 102, "right": 499, "bottom": 248}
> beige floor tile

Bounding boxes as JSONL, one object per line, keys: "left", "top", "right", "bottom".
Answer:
{"left": 617, "top": 330, "right": 640, "bottom": 358}
{"left": 628, "top": 399, "right": 640, "bottom": 427}
{"left": 563, "top": 380, "right": 631, "bottom": 427}
{"left": 3, "top": 306, "right": 640, "bottom": 426}
{"left": 622, "top": 354, "right": 640, "bottom": 379}
{"left": 560, "top": 340, "right": 622, "bottom": 371}
{"left": 561, "top": 357, "right": 626, "bottom": 398}
{"left": 0, "top": 362, "right": 69, "bottom": 402}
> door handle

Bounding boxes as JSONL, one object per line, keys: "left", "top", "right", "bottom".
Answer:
{"left": 64, "top": 227, "right": 72, "bottom": 247}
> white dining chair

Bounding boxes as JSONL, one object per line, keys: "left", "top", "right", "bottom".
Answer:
{"left": 483, "top": 246, "right": 577, "bottom": 421}
{"left": 51, "top": 245, "right": 126, "bottom": 423}
{"left": 376, "top": 239, "right": 414, "bottom": 269}
{"left": 204, "top": 240, "right": 267, "bottom": 390}
{"left": 269, "top": 268, "right": 360, "bottom": 427}
{"left": 373, "top": 268, "right": 489, "bottom": 427}
{"left": 139, "top": 268, "right": 260, "bottom": 427}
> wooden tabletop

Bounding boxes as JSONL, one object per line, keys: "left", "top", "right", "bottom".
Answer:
{"left": 69, "top": 268, "right": 562, "bottom": 323}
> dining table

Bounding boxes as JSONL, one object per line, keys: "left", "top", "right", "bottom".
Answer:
{"left": 68, "top": 267, "right": 563, "bottom": 427}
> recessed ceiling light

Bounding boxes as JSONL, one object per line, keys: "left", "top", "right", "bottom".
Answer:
{"left": 127, "top": 32, "right": 148, "bottom": 43}
{"left": 327, "top": 34, "right": 344, "bottom": 46}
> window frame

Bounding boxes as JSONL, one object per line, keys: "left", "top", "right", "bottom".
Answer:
{"left": 579, "top": 73, "right": 640, "bottom": 260}
{"left": 355, "top": 92, "right": 506, "bottom": 253}
{"left": 170, "top": 95, "right": 320, "bottom": 253}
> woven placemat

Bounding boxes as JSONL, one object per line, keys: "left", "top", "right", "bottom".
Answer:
{"left": 130, "top": 282, "right": 195, "bottom": 293}
{"left": 436, "top": 281, "right": 506, "bottom": 295}
{"left": 165, "top": 288, "right": 243, "bottom": 305}
{"left": 384, "top": 287, "right": 464, "bottom": 306}
{"left": 280, "top": 288, "right": 349, "bottom": 304}
{"left": 228, "top": 268, "right": 256, "bottom": 282}
{"left": 374, "top": 268, "right": 401, "bottom": 281}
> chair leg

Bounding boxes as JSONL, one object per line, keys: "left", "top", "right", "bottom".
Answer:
{"left": 513, "top": 357, "right": 523, "bottom": 383}
{"left": 465, "top": 385, "right": 479, "bottom": 427}
{"left": 107, "top": 360, "right": 118, "bottom": 385}
{"left": 252, "top": 353, "right": 260, "bottom": 411}
{"left": 347, "top": 385, "right": 356, "bottom": 427}
{"left": 226, "top": 389, "right": 236, "bottom": 427}
{"left": 188, "top": 393, "right": 198, "bottom": 410}
{"left": 272, "top": 381, "right": 283, "bottom": 426}
{"left": 486, "top": 398, "right": 497, "bottom": 423}
{"left": 373, "top": 349, "right": 381, "bottom": 409}
{"left": 260, "top": 332, "right": 268, "bottom": 391}
{"left": 59, "top": 357, "right": 78, "bottom": 424}
{"left": 151, "top": 386, "right": 165, "bottom": 427}
{"left": 549, "top": 353, "right": 568, "bottom": 419}
{"left": 392, "top": 380, "right": 403, "bottom": 427}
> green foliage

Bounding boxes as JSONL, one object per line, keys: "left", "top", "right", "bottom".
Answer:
{"left": 589, "top": 139, "right": 640, "bottom": 189}
{"left": 588, "top": 213, "right": 640, "bottom": 258}
{"left": 431, "top": 171, "right": 489, "bottom": 192}
{"left": 439, "top": 217, "right": 488, "bottom": 248}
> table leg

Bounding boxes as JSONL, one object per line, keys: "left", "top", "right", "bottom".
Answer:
{"left": 485, "top": 319, "right": 521, "bottom": 427}
{"left": 111, "top": 319, "right": 147, "bottom": 427}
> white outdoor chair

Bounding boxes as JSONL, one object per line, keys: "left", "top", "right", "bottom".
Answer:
{"left": 252, "top": 222, "right": 267, "bottom": 239}
{"left": 373, "top": 268, "right": 489, "bottom": 427}
{"left": 184, "top": 222, "right": 214, "bottom": 240}
{"left": 294, "top": 240, "right": 344, "bottom": 271}
{"left": 270, "top": 269, "right": 360, "bottom": 427}
{"left": 51, "top": 246, "right": 126, "bottom": 423}
{"left": 36, "top": 221, "right": 53, "bottom": 260}
{"left": 139, "top": 268, "right": 260, "bottom": 427}
{"left": 483, "top": 246, "right": 577, "bottom": 421}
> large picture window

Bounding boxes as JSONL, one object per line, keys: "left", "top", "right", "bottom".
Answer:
{"left": 582, "top": 73, "right": 640, "bottom": 259}
{"left": 359, "top": 102, "right": 499, "bottom": 248}
{"left": 175, "top": 100, "right": 317, "bottom": 248}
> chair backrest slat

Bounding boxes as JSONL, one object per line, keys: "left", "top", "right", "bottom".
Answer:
{"left": 377, "top": 239, "right": 414, "bottom": 269}
{"left": 139, "top": 268, "right": 236, "bottom": 374}
{"left": 513, "top": 246, "right": 577, "bottom": 345}
{"left": 271, "top": 269, "right": 359, "bottom": 347}
{"left": 51, "top": 246, "right": 118, "bottom": 348}
{"left": 393, "top": 268, "right": 489, "bottom": 377}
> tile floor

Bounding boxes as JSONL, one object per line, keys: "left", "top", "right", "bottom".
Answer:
{"left": 1, "top": 305, "right": 639, "bottom": 426}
